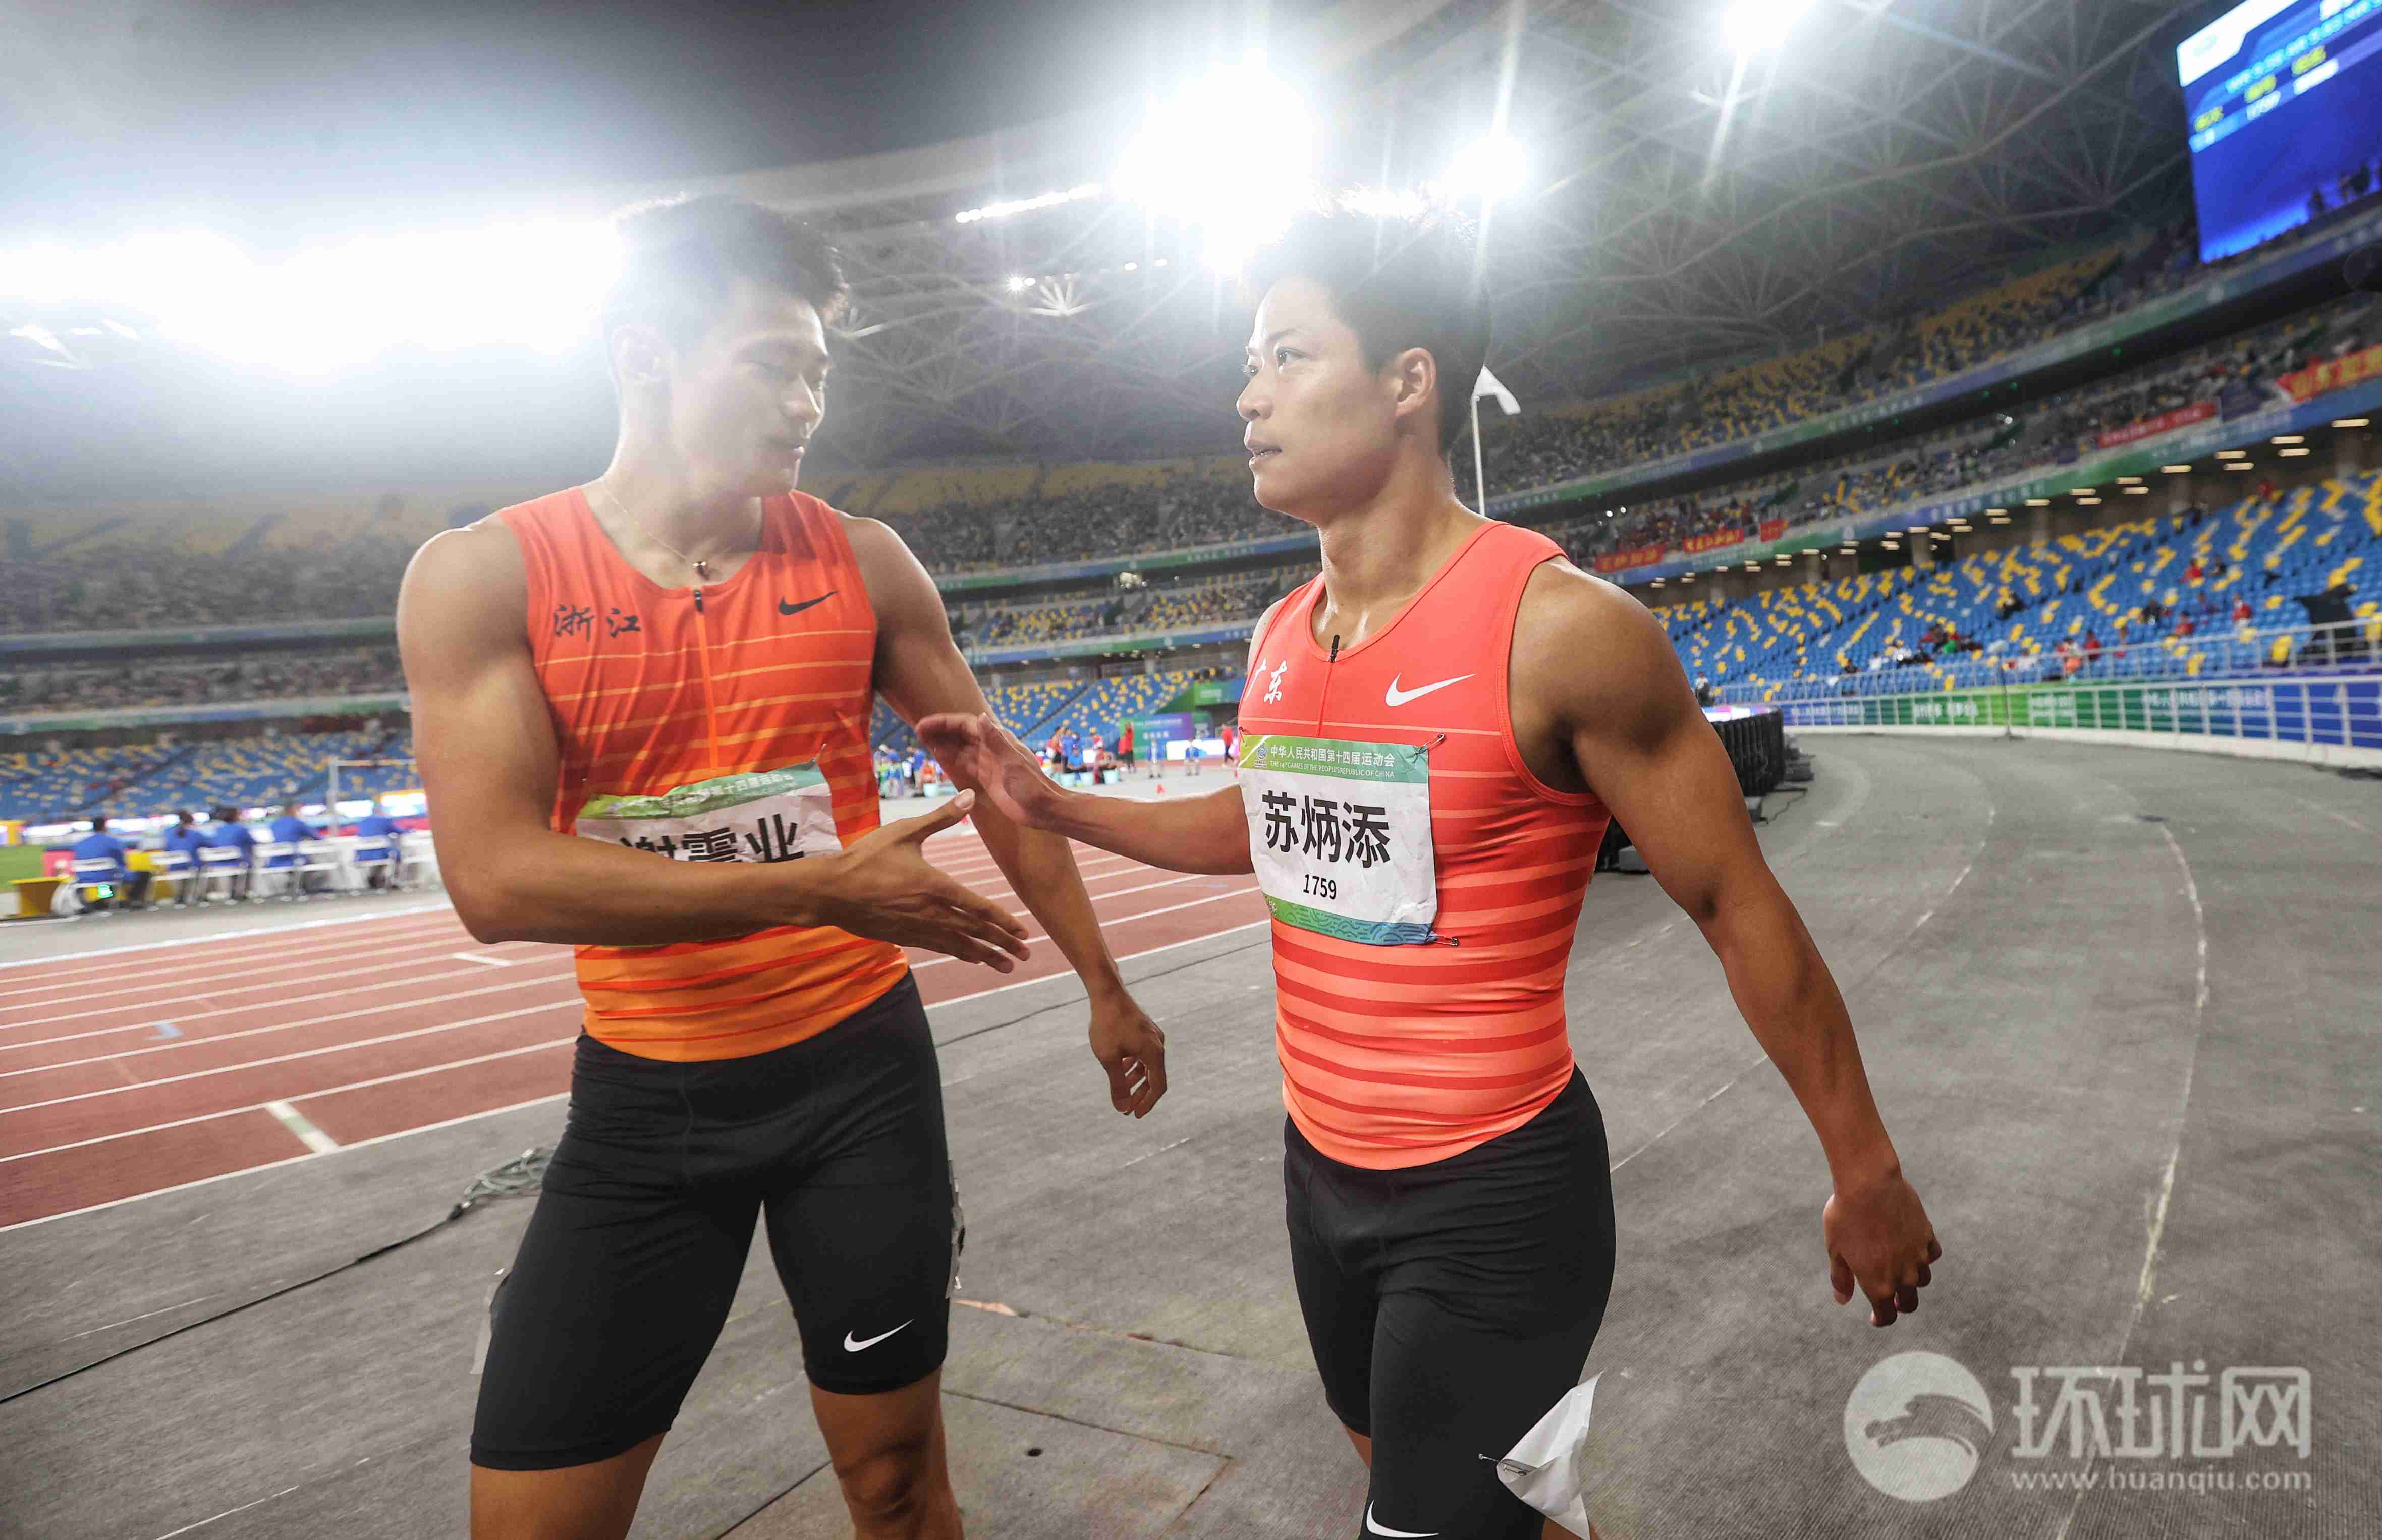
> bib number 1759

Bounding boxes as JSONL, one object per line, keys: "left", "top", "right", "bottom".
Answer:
{"left": 1302, "top": 873, "right": 1339, "bottom": 901}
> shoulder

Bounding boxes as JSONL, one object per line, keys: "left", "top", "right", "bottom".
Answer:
{"left": 398, "top": 511, "right": 527, "bottom": 644}
{"left": 1513, "top": 557, "right": 1690, "bottom": 741}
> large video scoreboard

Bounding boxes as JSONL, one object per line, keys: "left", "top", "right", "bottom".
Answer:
{"left": 2180, "top": 0, "right": 2382, "bottom": 261}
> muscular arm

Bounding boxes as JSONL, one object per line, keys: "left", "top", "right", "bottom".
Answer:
{"left": 849, "top": 517, "right": 1168, "bottom": 1112}
{"left": 1512, "top": 562, "right": 1939, "bottom": 1323}
{"left": 396, "top": 521, "right": 1026, "bottom": 971}
{"left": 915, "top": 600, "right": 1279, "bottom": 877}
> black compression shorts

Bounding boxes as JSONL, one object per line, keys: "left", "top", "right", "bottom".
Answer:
{"left": 470, "top": 973, "right": 961, "bottom": 1471}
{"left": 1285, "top": 1069, "right": 1616, "bottom": 1539}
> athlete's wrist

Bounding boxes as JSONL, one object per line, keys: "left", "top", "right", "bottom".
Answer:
{"left": 769, "top": 854, "right": 841, "bottom": 931}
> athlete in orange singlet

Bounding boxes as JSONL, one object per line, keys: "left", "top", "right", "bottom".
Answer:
{"left": 400, "top": 195, "right": 1166, "bottom": 1540}
{"left": 922, "top": 205, "right": 1943, "bottom": 1539}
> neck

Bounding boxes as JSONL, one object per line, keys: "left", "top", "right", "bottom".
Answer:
{"left": 1308, "top": 446, "right": 1480, "bottom": 642}
{"left": 595, "top": 434, "right": 765, "bottom": 561}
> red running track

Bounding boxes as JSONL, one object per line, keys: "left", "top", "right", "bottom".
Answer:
{"left": 0, "top": 830, "right": 1267, "bottom": 1230}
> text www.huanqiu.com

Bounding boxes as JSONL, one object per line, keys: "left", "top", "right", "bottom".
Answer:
{"left": 2009, "top": 1467, "right": 2313, "bottom": 1494}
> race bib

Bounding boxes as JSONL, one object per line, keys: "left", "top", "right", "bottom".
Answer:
{"left": 574, "top": 763, "right": 843, "bottom": 865}
{"left": 1240, "top": 734, "right": 1438, "bottom": 945}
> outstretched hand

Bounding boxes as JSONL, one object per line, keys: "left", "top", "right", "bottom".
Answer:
{"left": 812, "top": 791, "right": 1031, "bottom": 971}
{"left": 1823, "top": 1170, "right": 1942, "bottom": 1327}
{"left": 915, "top": 711, "right": 1060, "bottom": 831}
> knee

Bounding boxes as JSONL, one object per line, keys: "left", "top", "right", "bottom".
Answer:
{"left": 832, "top": 1436, "right": 933, "bottom": 1524}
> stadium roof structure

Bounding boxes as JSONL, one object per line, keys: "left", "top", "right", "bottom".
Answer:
{"left": 1, "top": 0, "right": 2202, "bottom": 483}
{"left": 727, "top": 0, "right": 2205, "bottom": 467}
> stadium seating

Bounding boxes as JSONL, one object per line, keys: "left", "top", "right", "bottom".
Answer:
{"left": 1671, "top": 473, "right": 2380, "bottom": 703}
{"left": 0, "top": 728, "right": 413, "bottom": 823}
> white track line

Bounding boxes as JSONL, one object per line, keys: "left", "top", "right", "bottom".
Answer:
{"left": 0, "top": 906, "right": 469, "bottom": 995}
{"left": 0, "top": 973, "right": 581, "bottom": 1091}
{"left": 912, "top": 880, "right": 1262, "bottom": 973}
{"left": 0, "top": 1026, "right": 584, "bottom": 1166}
{"left": 0, "top": 880, "right": 1256, "bottom": 1088}
{"left": 0, "top": 915, "right": 1276, "bottom": 1220}
{"left": 0, "top": 959, "right": 576, "bottom": 1056}
{"left": 2, "top": 863, "right": 1201, "bottom": 1063}
{"left": 263, "top": 1100, "right": 338, "bottom": 1155}
{"left": 0, "top": 997, "right": 582, "bottom": 1118}
{"left": 0, "top": 945, "right": 550, "bottom": 1038}
{"left": 0, "top": 1092, "right": 577, "bottom": 1236}
{"left": 0, "top": 929, "right": 533, "bottom": 1021}
{"left": 449, "top": 952, "right": 514, "bottom": 968}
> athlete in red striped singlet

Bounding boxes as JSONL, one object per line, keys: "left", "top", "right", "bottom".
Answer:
{"left": 922, "top": 204, "right": 1944, "bottom": 1539}
{"left": 400, "top": 195, "right": 1168, "bottom": 1540}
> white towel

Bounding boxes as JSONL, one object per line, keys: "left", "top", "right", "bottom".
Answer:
{"left": 1491, "top": 1373, "right": 1600, "bottom": 1531}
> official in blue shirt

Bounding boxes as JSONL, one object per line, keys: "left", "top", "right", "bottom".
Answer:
{"left": 203, "top": 806, "right": 257, "bottom": 901}
{"left": 352, "top": 797, "right": 401, "bottom": 890}
{"left": 161, "top": 810, "right": 209, "bottom": 905}
{"left": 68, "top": 818, "right": 150, "bottom": 910}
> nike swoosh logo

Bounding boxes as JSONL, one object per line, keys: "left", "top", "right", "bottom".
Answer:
{"left": 1364, "top": 1505, "right": 1438, "bottom": 1537}
{"left": 1383, "top": 673, "right": 1473, "bottom": 708}
{"left": 843, "top": 1320, "right": 912, "bottom": 1353}
{"left": 779, "top": 591, "right": 837, "bottom": 617}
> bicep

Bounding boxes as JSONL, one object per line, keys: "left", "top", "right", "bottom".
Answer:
{"left": 852, "top": 520, "right": 996, "bottom": 726}
{"left": 395, "top": 532, "right": 561, "bottom": 850}
{"left": 1557, "top": 586, "right": 1769, "bottom": 925}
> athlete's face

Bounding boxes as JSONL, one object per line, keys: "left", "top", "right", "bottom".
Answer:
{"left": 660, "top": 278, "right": 832, "bottom": 498}
{"left": 1236, "top": 277, "right": 1424, "bottom": 520}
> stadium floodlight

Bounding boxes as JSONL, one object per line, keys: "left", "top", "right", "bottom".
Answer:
{"left": 1435, "top": 135, "right": 1528, "bottom": 204}
{"left": 2025, "top": 497, "right": 2052, "bottom": 506}
{"left": 2162, "top": 464, "right": 2194, "bottom": 473}
{"left": 1342, "top": 187, "right": 1431, "bottom": 220}
{"left": 2269, "top": 434, "right": 2303, "bottom": 445}
{"left": 2335, "top": 418, "right": 2370, "bottom": 428}
{"left": 2223, "top": 460, "right": 2256, "bottom": 470}
{"left": 2075, "top": 496, "right": 2102, "bottom": 506}
{"left": 1116, "top": 65, "right": 1313, "bottom": 272}
{"left": 2115, "top": 476, "right": 2143, "bottom": 485}
{"left": 953, "top": 183, "right": 1103, "bottom": 225}
{"left": 2124, "top": 486, "right": 2152, "bottom": 495}
{"left": 1006, "top": 275, "right": 1033, "bottom": 293}
{"left": 2216, "top": 448, "right": 2248, "bottom": 459}
{"left": 2279, "top": 447, "right": 2311, "bottom": 457}
{"left": 1723, "top": 0, "right": 1814, "bottom": 52}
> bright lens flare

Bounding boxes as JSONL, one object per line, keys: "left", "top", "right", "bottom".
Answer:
{"left": 1116, "top": 68, "right": 1313, "bottom": 273}
{"left": 0, "top": 220, "right": 621, "bottom": 374}
{"left": 1435, "top": 135, "right": 1528, "bottom": 203}
{"left": 1723, "top": 0, "right": 1814, "bottom": 52}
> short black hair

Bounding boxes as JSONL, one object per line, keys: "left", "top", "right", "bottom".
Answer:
{"left": 1244, "top": 201, "right": 1491, "bottom": 455}
{"left": 601, "top": 194, "right": 850, "bottom": 347}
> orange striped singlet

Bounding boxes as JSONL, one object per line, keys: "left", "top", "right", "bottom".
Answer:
{"left": 502, "top": 487, "right": 907, "bottom": 1061}
{"left": 1237, "top": 520, "right": 1611, "bottom": 1169}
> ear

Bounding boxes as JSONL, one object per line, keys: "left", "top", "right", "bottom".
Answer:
{"left": 608, "top": 323, "right": 670, "bottom": 390}
{"left": 1386, "top": 345, "right": 1438, "bottom": 434}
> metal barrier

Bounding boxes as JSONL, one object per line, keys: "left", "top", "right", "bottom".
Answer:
{"left": 1724, "top": 619, "right": 2378, "bottom": 706}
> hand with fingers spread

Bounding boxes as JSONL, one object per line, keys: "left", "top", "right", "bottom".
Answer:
{"left": 915, "top": 711, "right": 1060, "bottom": 832}
{"left": 1088, "top": 987, "right": 1168, "bottom": 1118}
{"left": 802, "top": 790, "right": 1031, "bottom": 972}
{"left": 1823, "top": 1169, "right": 1943, "bottom": 1328}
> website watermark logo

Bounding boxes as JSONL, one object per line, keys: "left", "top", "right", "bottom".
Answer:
{"left": 1844, "top": 1352, "right": 1996, "bottom": 1501}
{"left": 1847, "top": 1353, "right": 2313, "bottom": 1503}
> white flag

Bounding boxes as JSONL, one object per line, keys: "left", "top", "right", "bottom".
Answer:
{"left": 1474, "top": 364, "right": 1520, "bottom": 416}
